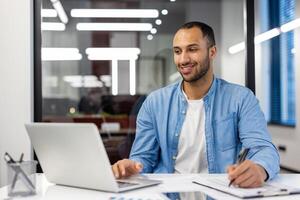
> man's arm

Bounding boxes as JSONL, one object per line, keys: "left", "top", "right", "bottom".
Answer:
{"left": 227, "top": 89, "right": 280, "bottom": 188}
{"left": 112, "top": 95, "right": 160, "bottom": 178}
{"left": 129, "top": 95, "right": 160, "bottom": 172}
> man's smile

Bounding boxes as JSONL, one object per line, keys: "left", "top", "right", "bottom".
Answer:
{"left": 179, "top": 63, "right": 195, "bottom": 75}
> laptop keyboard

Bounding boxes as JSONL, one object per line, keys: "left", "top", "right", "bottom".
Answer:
{"left": 117, "top": 181, "right": 138, "bottom": 188}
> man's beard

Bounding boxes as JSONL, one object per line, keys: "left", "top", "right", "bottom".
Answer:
{"left": 179, "top": 53, "right": 210, "bottom": 83}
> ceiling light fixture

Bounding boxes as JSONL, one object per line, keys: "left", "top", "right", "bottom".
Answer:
{"left": 147, "top": 35, "right": 153, "bottom": 40}
{"left": 228, "top": 42, "right": 245, "bottom": 54}
{"left": 86, "top": 48, "right": 141, "bottom": 60}
{"left": 254, "top": 28, "right": 280, "bottom": 44}
{"left": 129, "top": 59, "right": 136, "bottom": 95}
{"left": 41, "top": 22, "right": 65, "bottom": 31}
{"left": 50, "top": 0, "right": 68, "bottom": 24}
{"left": 155, "top": 19, "right": 162, "bottom": 25}
{"left": 41, "top": 9, "right": 57, "bottom": 17}
{"left": 161, "top": 9, "right": 168, "bottom": 15}
{"left": 42, "top": 48, "right": 82, "bottom": 60}
{"left": 64, "top": 75, "right": 103, "bottom": 88}
{"left": 150, "top": 28, "right": 157, "bottom": 34}
{"left": 77, "top": 23, "right": 153, "bottom": 31}
{"left": 228, "top": 18, "right": 300, "bottom": 54}
{"left": 71, "top": 9, "right": 159, "bottom": 18}
{"left": 86, "top": 48, "right": 140, "bottom": 95}
{"left": 280, "top": 18, "right": 300, "bottom": 32}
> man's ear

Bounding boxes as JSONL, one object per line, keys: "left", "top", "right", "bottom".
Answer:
{"left": 209, "top": 46, "right": 217, "bottom": 59}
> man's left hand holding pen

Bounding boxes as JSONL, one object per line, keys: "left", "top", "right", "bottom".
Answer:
{"left": 227, "top": 160, "right": 268, "bottom": 188}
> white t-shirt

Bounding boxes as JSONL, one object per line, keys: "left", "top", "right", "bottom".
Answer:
{"left": 174, "top": 91, "right": 208, "bottom": 174}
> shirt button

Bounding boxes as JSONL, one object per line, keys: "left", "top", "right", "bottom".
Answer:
{"left": 172, "top": 156, "right": 176, "bottom": 160}
{"left": 182, "top": 110, "right": 186, "bottom": 114}
{"left": 175, "top": 133, "right": 179, "bottom": 137}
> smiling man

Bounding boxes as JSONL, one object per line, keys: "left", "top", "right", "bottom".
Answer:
{"left": 112, "top": 21, "right": 280, "bottom": 188}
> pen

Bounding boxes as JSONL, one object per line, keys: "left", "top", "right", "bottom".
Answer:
{"left": 228, "top": 148, "right": 250, "bottom": 187}
{"left": 4, "top": 152, "right": 16, "bottom": 163}
{"left": 19, "top": 153, "right": 24, "bottom": 163}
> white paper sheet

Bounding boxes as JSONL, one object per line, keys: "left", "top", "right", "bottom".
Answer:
{"left": 193, "top": 176, "right": 300, "bottom": 198}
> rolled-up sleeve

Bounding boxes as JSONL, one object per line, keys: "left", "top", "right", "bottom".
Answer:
{"left": 238, "top": 89, "right": 280, "bottom": 180}
{"left": 129, "top": 95, "right": 160, "bottom": 173}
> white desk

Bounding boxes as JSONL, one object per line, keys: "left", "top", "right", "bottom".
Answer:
{"left": 1, "top": 174, "right": 300, "bottom": 200}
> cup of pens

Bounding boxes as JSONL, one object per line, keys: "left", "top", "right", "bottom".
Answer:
{"left": 5, "top": 152, "right": 37, "bottom": 197}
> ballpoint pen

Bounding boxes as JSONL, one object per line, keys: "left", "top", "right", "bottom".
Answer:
{"left": 19, "top": 153, "right": 24, "bottom": 163}
{"left": 228, "top": 148, "right": 250, "bottom": 187}
{"left": 11, "top": 153, "right": 26, "bottom": 190}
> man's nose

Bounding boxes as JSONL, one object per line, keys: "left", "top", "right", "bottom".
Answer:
{"left": 179, "top": 52, "right": 191, "bottom": 65}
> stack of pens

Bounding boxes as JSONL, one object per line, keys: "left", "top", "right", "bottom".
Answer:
{"left": 4, "top": 152, "right": 37, "bottom": 197}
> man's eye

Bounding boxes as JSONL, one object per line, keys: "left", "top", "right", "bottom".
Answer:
{"left": 174, "top": 50, "right": 181, "bottom": 54}
{"left": 189, "top": 48, "right": 198, "bottom": 52}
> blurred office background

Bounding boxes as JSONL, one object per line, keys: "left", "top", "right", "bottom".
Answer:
{"left": 0, "top": 0, "right": 299, "bottom": 186}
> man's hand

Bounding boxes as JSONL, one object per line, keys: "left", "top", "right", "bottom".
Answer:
{"left": 112, "top": 159, "right": 143, "bottom": 179}
{"left": 227, "top": 160, "right": 267, "bottom": 188}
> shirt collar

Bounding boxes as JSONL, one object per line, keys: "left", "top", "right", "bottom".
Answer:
{"left": 177, "top": 76, "right": 217, "bottom": 101}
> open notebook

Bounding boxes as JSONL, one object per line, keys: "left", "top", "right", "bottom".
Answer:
{"left": 193, "top": 176, "right": 300, "bottom": 198}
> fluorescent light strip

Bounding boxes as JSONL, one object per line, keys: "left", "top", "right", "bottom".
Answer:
{"left": 41, "top": 9, "right": 57, "bottom": 17}
{"left": 291, "top": 48, "right": 296, "bottom": 54}
{"left": 280, "top": 18, "right": 300, "bottom": 32}
{"left": 42, "top": 48, "right": 82, "bottom": 61}
{"left": 41, "top": 22, "right": 65, "bottom": 31}
{"left": 71, "top": 81, "right": 103, "bottom": 88}
{"left": 77, "top": 23, "right": 152, "bottom": 31}
{"left": 64, "top": 75, "right": 103, "bottom": 88}
{"left": 88, "top": 54, "right": 138, "bottom": 60}
{"left": 129, "top": 59, "right": 136, "bottom": 95}
{"left": 71, "top": 9, "right": 159, "bottom": 18}
{"left": 86, "top": 48, "right": 140, "bottom": 60}
{"left": 228, "top": 29, "right": 281, "bottom": 54}
{"left": 112, "top": 60, "right": 118, "bottom": 95}
{"left": 86, "top": 48, "right": 140, "bottom": 55}
{"left": 254, "top": 28, "right": 280, "bottom": 44}
{"left": 51, "top": 0, "right": 68, "bottom": 23}
{"left": 64, "top": 75, "right": 97, "bottom": 82}
{"left": 63, "top": 75, "right": 82, "bottom": 82}
{"left": 228, "top": 42, "right": 245, "bottom": 54}
{"left": 229, "top": 18, "right": 300, "bottom": 54}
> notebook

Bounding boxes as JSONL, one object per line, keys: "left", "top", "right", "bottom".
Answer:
{"left": 25, "top": 123, "right": 161, "bottom": 192}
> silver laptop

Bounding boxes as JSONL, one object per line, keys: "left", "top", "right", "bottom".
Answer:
{"left": 25, "top": 123, "right": 161, "bottom": 192}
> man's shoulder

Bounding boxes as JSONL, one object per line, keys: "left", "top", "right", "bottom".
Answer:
{"left": 147, "top": 81, "right": 180, "bottom": 99}
{"left": 216, "top": 78, "right": 253, "bottom": 96}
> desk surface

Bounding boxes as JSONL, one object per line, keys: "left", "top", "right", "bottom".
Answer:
{"left": 1, "top": 174, "right": 300, "bottom": 200}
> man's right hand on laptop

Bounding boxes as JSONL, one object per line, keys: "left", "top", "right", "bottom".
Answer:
{"left": 112, "top": 159, "right": 143, "bottom": 179}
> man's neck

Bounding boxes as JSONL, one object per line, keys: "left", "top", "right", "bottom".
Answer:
{"left": 182, "top": 73, "right": 213, "bottom": 100}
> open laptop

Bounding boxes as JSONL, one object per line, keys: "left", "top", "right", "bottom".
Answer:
{"left": 25, "top": 123, "right": 161, "bottom": 192}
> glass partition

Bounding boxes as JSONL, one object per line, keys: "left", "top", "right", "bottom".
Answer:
{"left": 39, "top": 0, "right": 245, "bottom": 163}
{"left": 255, "top": 0, "right": 296, "bottom": 126}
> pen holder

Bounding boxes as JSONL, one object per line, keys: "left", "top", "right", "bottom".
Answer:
{"left": 7, "top": 160, "right": 37, "bottom": 197}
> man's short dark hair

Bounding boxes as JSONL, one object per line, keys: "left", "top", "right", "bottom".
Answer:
{"left": 178, "top": 21, "right": 216, "bottom": 47}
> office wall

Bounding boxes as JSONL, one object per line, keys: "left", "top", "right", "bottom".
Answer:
{"left": 0, "top": 0, "right": 33, "bottom": 186}
{"left": 220, "top": 0, "right": 245, "bottom": 86}
{"left": 185, "top": 0, "right": 223, "bottom": 77}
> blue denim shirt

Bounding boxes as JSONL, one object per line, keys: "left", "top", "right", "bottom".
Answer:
{"left": 129, "top": 77, "right": 280, "bottom": 180}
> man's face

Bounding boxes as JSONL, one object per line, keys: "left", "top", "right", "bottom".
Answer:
{"left": 173, "top": 27, "right": 216, "bottom": 83}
